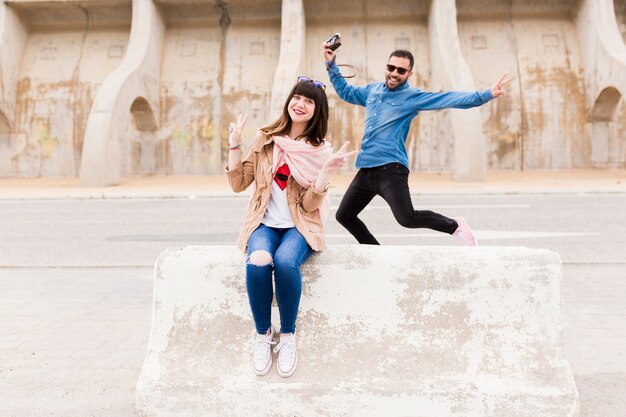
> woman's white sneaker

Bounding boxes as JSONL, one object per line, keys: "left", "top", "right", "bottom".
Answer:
{"left": 274, "top": 333, "right": 298, "bottom": 378}
{"left": 252, "top": 327, "right": 275, "bottom": 376}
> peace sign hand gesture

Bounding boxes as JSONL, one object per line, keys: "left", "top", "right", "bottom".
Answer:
{"left": 323, "top": 142, "right": 359, "bottom": 174}
{"left": 490, "top": 73, "right": 513, "bottom": 98}
{"left": 228, "top": 114, "right": 248, "bottom": 146}
{"left": 315, "top": 142, "right": 359, "bottom": 192}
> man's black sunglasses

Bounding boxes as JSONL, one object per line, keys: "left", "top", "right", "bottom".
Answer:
{"left": 386, "top": 64, "right": 410, "bottom": 76}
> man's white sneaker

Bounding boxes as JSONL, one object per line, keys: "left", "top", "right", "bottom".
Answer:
{"left": 452, "top": 217, "right": 478, "bottom": 246}
{"left": 252, "top": 327, "right": 275, "bottom": 376}
{"left": 274, "top": 333, "right": 298, "bottom": 378}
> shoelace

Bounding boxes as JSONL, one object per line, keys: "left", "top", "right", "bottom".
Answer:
{"left": 255, "top": 337, "right": 276, "bottom": 348}
{"left": 273, "top": 340, "right": 296, "bottom": 360}
{"left": 254, "top": 337, "right": 276, "bottom": 360}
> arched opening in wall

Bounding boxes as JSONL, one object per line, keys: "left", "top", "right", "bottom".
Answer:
{"left": 590, "top": 87, "right": 624, "bottom": 167}
{"left": 129, "top": 97, "right": 157, "bottom": 175}
{"left": 131, "top": 97, "right": 157, "bottom": 131}
{"left": 0, "top": 111, "right": 13, "bottom": 177}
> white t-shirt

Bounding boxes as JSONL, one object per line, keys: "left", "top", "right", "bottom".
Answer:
{"left": 261, "top": 165, "right": 295, "bottom": 228}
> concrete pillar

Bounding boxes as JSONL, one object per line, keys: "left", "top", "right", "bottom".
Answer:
{"left": 428, "top": 0, "right": 486, "bottom": 182}
{"left": 268, "top": 0, "right": 305, "bottom": 120}
{"left": 575, "top": 0, "right": 626, "bottom": 168}
{"left": 80, "top": 0, "right": 165, "bottom": 187}
{"left": 0, "top": 2, "right": 27, "bottom": 177}
{"left": 575, "top": 0, "right": 626, "bottom": 105}
{"left": 0, "top": 2, "right": 28, "bottom": 137}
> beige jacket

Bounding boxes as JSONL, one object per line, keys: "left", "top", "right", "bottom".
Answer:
{"left": 226, "top": 131, "right": 328, "bottom": 253}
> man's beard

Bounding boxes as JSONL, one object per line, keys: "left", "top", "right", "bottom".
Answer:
{"left": 386, "top": 75, "right": 406, "bottom": 90}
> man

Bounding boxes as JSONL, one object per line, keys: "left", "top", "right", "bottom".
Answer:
{"left": 323, "top": 44, "right": 511, "bottom": 246}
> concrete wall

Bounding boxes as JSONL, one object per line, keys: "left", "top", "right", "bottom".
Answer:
{"left": 2, "top": 1, "right": 131, "bottom": 178}
{"left": 0, "top": 0, "right": 624, "bottom": 182}
{"left": 457, "top": 0, "right": 589, "bottom": 170}
{"left": 157, "top": 0, "right": 280, "bottom": 176}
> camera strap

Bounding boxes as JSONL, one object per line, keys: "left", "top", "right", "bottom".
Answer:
{"left": 325, "top": 63, "right": 356, "bottom": 79}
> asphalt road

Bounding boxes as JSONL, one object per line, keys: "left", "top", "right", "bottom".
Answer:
{"left": 0, "top": 193, "right": 625, "bottom": 267}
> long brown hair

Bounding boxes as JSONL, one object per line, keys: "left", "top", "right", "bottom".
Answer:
{"left": 261, "top": 80, "right": 329, "bottom": 146}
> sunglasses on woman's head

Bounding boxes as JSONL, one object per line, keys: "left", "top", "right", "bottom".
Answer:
{"left": 386, "top": 64, "right": 410, "bottom": 75}
{"left": 297, "top": 76, "right": 326, "bottom": 91}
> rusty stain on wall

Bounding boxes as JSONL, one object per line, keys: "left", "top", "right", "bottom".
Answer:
{"left": 35, "top": 123, "right": 58, "bottom": 157}
{"left": 484, "top": 93, "right": 519, "bottom": 167}
{"left": 522, "top": 62, "right": 588, "bottom": 169}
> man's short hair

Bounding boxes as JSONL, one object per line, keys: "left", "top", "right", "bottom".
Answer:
{"left": 389, "top": 50, "right": 414, "bottom": 69}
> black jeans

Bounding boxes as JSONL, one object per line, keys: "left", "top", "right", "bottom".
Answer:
{"left": 335, "top": 163, "right": 458, "bottom": 245}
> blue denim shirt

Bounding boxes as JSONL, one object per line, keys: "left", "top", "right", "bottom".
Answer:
{"left": 327, "top": 61, "right": 494, "bottom": 169}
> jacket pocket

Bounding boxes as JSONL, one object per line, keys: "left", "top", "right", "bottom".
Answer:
{"left": 366, "top": 93, "right": 381, "bottom": 105}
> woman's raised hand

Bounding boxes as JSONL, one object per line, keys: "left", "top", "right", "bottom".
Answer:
{"left": 229, "top": 114, "right": 248, "bottom": 146}
{"left": 315, "top": 142, "right": 358, "bottom": 192}
{"left": 324, "top": 142, "right": 359, "bottom": 174}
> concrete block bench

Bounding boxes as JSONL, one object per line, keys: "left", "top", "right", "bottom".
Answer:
{"left": 136, "top": 245, "right": 579, "bottom": 417}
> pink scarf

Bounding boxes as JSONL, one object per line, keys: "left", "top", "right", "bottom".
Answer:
{"left": 272, "top": 135, "right": 332, "bottom": 222}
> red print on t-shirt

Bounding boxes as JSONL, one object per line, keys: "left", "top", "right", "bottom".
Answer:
{"left": 274, "top": 163, "right": 290, "bottom": 190}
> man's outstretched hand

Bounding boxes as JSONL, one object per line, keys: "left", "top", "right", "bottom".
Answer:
{"left": 491, "top": 73, "right": 513, "bottom": 98}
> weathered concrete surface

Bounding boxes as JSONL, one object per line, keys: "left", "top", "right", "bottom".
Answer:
{"left": 80, "top": 0, "right": 163, "bottom": 186}
{"left": 137, "top": 245, "right": 579, "bottom": 417}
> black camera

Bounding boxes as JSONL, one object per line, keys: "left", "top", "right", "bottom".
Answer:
{"left": 325, "top": 33, "right": 342, "bottom": 51}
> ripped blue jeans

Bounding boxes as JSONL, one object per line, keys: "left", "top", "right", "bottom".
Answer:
{"left": 246, "top": 224, "right": 313, "bottom": 334}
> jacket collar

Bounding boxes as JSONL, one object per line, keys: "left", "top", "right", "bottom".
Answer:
{"left": 251, "top": 131, "right": 274, "bottom": 153}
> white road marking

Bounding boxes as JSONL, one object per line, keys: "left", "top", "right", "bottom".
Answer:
{"left": 329, "top": 204, "right": 530, "bottom": 210}
{"left": 326, "top": 231, "right": 599, "bottom": 240}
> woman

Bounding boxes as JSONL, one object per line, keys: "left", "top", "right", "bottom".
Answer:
{"left": 226, "top": 76, "right": 356, "bottom": 378}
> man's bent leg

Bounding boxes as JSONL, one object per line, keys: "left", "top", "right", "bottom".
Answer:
{"left": 335, "top": 170, "right": 380, "bottom": 244}
{"left": 377, "top": 163, "right": 457, "bottom": 234}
